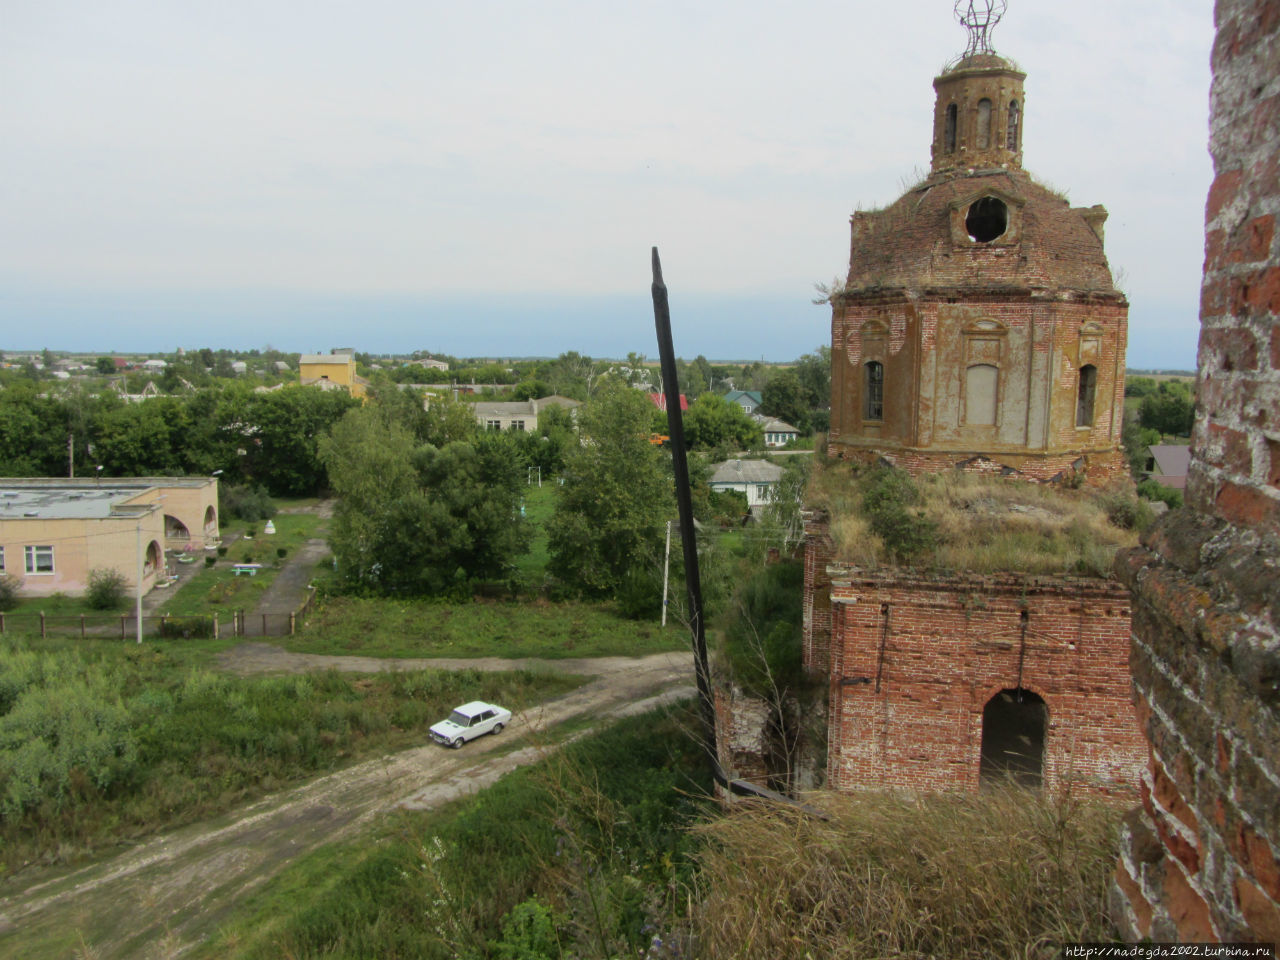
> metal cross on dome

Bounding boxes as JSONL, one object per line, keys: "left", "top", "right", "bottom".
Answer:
{"left": 955, "top": 0, "right": 1008, "bottom": 58}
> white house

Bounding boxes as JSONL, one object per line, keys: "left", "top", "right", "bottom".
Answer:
{"left": 472, "top": 395, "right": 580, "bottom": 432}
{"left": 756, "top": 417, "right": 800, "bottom": 448}
{"left": 709, "top": 459, "right": 784, "bottom": 510}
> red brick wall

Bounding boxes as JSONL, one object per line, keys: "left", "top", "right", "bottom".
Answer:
{"left": 802, "top": 511, "right": 835, "bottom": 675}
{"left": 820, "top": 566, "right": 1144, "bottom": 797}
{"left": 1113, "top": 0, "right": 1280, "bottom": 944}
{"left": 1190, "top": 1, "right": 1280, "bottom": 539}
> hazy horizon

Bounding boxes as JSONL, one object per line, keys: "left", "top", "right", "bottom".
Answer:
{"left": 3, "top": 1, "right": 1214, "bottom": 370}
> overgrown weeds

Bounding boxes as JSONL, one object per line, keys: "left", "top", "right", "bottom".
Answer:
{"left": 808, "top": 462, "right": 1142, "bottom": 575}
{"left": 202, "top": 706, "right": 714, "bottom": 959}
{"left": 692, "top": 786, "right": 1121, "bottom": 959}
{"left": 0, "top": 637, "right": 581, "bottom": 873}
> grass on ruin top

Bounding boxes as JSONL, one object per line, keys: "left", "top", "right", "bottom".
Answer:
{"left": 806, "top": 459, "right": 1145, "bottom": 577}
{"left": 287, "top": 596, "right": 687, "bottom": 660}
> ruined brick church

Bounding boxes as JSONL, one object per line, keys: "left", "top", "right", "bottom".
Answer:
{"left": 720, "top": 5, "right": 1152, "bottom": 798}
{"left": 717, "top": 0, "right": 1280, "bottom": 945}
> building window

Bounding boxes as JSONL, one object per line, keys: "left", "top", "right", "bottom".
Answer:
{"left": 24, "top": 545, "right": 54, "bottom": 575}
{"left": 1007, "top": 100, "right": 1020, "bottom": 151}
{"left": 509, "top": 420, "right": 525, "bottom": 431}
{"left": 965, "top": 364, "right": 999, "bottom": 425}
{"left": 944, "top": 103, "right": 957, "bottom": 153}
{"left": 863, "top": 361, "right": 884, "bottom": 421}
{"left": 976, "top": 98, "right": 992, "bottom": 150}
{"left": 0, "top": 546, "right": 4, "bottom": 570}
{"left": 1077, "top": 364, "right": 1097, "bottom": 427}
{"left": 486, "top": 419, "right": 502, "bottom": 431}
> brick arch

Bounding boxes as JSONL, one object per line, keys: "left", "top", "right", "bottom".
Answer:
{"left": 977, "top": 686, "right": 1050, "bottom": 788}
{"left": 970, "top": 678, "right": 1056, "bottom": 783}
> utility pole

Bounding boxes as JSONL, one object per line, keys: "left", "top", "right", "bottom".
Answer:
{"left": 135, "top": 514, "right": 143, "bottom": 644}
{"left": 651, "top": 247, "right": 716, "bottom": 761}
{"left": 661, "top": 519, "right": 672, "bottom": 627}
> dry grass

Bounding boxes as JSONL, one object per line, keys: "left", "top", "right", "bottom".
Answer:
{"left": 691, "top": 786, "right": 1121, "bottom": 960}
{"left": 807, "top": 461, "right": 1141, "bottom": 576}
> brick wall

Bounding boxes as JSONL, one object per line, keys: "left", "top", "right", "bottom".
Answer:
{"left": 1112, "top": 0, "right": 1280, "bottom": 944}
{"left": 818, "top": 565, "right": 1145, "bottom": 797}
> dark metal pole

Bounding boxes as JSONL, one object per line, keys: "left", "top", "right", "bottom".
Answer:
{"left": 651, "top": 247, "right": 717, "bottom": 760}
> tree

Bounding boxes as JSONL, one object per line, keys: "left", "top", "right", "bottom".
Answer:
{"left": 243, "top": 387, "right": 360, "bottom": 495}
{"left": 320, "top": 407, "right": 528, "bottom": 596}
{"left": 760, "top": 370, "right": 809, "bottom": 432}
{"left": 95, "top": 357, "right": 116, "bottom": 375}
{"left": 547, "top": 384, "right": 671, "bottom": 596}
{"left": 682, "top": 394, "right": 763, "bottom": 451}
{"left": 1138, "top": 381, "right": 1195, "bottom": 437}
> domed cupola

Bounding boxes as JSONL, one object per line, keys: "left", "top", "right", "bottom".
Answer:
{"left": 930, "top": 1, "right": 1026, "bottom": 174}
{"left": 826, "top": 0, "right": 1131, "bottom": 485}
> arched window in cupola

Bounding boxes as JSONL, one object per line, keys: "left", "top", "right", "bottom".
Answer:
{"left": 1007, "top": 99, "right": 1021, "bottom": 151}
{"left": 976, "top": 98, "right": 993, "bottom": 150}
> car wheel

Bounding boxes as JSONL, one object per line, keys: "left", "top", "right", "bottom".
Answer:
{"left": 492, "top": 722, "right": 504, "bottom": 735}
{"left": 451, "top": 737, "right": 463, "bottom": 749}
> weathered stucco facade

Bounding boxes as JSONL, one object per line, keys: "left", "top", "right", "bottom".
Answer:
{"left": 828, "top": 52, "right": 1128, "bottom": 483}
{"left": 1111, "top": 0, "right": 1280, "bottom": 943}
{"left": 0, "top": 478, "right": 220, "bottom": 598}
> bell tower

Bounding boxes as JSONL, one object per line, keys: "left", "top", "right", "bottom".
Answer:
{"left": 826, "top": 0, "right": 1130, "bottom": 484}
{"left": 931, "top": 1, "right": 1025, "bottom": 174}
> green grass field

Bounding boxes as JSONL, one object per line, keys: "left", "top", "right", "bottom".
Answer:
{"left": 0, "top": 635, "right": 584, "bottom": 879}
{"left": 288, "top": 596, "right": 686, "bottom": 659}
{"left": 191, "top": 704, "right": 711, "bottom": 960}
{"left": 512, "top": 481, "right": 557, "bottom": 586}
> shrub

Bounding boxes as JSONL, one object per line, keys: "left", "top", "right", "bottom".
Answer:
{"left": 158, "top": 616, "right": 214, "bottom": 639}
{"left": 0, "top": 672, "right": 139, "bottom": 821}
{"left": 0, "top": 575, "right": 17, "bottom": 612}
{"left": 217, "top": 546, "right": 228, "bottom": 558}
{"left": 277, "top": 547, "right": 288, "bottom": 559}
{"left": 721, "top": 561, "right": 805, "bottom": 698}
{"left": 862, "top": 467, "right": 938, "bottom": 562}
{"left": 616, "top": 565, "right": 664, "bottom": 621}
{"left": 219, "top": 484, "right": 277, "bottom": 523}
{"left": 1137, "top": 478, "right": 1183, "bottom": 510}
{"left": 205, "top": 556, "right": 216, "bottom": 567}
{"left": 1103, "top": 492, "right": 1155, "bottom": 532}
{"left": 86, "top": 568, "right": 128, "bottom": 610}
{"left": 492, "top": 898, "right": 562, "bottom": 960}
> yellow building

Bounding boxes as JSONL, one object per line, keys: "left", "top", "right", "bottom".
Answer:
{"left": 298, "top": 351, "right": 369, "bottom": 398}
{"left": 0, "top": 478, "right": 220, "bottom": 598}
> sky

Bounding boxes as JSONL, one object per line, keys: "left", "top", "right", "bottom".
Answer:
{"left": 1, "top": 1, "right": 1214, "bottom": 368}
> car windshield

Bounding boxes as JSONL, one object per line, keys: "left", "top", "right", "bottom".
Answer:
{"left": 448, "top": 711, "right": 470, "bottom": 726}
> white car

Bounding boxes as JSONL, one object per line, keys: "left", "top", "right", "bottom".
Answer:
{"left": 429, "top": 701, "right": 511, "bottom": 748}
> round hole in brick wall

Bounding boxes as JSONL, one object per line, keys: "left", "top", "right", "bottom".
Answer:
{"left": 966, "top": 196, "right": 1008, "bottom": 242}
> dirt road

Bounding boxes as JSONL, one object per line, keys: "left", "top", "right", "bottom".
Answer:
{"left": 0, "top": 647, "right": 696, "bottom": 959}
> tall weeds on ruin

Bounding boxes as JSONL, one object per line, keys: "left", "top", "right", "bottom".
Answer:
{"left": 691, "top": 785, "right": 1120, "bottom": 959}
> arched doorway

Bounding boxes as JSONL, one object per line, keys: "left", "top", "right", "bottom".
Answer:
{"left": 143, "top": 540, "right": 163, "bottom": 578}
{"left": 165, "top": 514, "right": 190, "bottom": 541}
{"left": 203, "top": 505, "right": 218, "bottom": 539}
{"left": 979, "top": 689, "right": 1048, "bottom": 788}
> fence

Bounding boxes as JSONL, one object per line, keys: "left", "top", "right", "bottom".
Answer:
{"left": 0, "top": 588, "right": 318, "bottom": 641}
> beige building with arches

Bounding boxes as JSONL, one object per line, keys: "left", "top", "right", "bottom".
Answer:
{"left": 0, "top": 478, "right": 220, "bottom": 599}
